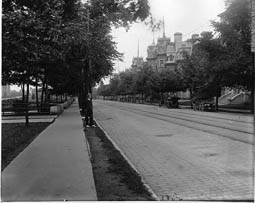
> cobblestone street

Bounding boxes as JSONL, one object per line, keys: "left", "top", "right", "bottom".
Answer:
{"left": 93, "top": 100, "right": 254, "bottom": 200}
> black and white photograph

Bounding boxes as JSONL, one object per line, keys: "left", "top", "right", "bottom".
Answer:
{"left": 1, "top": 0, "right": 254, "bottom": 201}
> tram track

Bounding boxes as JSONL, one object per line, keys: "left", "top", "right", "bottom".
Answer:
{"left": 99, "top": 101, "right": 253, "bottom": 145}
{"left": 112, "top": 102, "right": 253, "bottom": 124}
{"left": 93, "top": 100, "right": 254, "bottom": 200}
{"left": 120, "top": 106, "right": 253, "bottom": 134}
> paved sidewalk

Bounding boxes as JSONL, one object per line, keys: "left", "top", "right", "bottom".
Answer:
{"left": 1, "top": 101, "right": 97, "bottom": 201}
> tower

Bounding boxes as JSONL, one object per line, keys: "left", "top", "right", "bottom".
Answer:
{"left": 131, "top": 40, "right": 144, "bottom": 71}
{"left": 174, "top": 32, "right": 182, "bottom": 51}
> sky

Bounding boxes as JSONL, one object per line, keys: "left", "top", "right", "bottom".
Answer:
{"left": 111, "top": 0, "right": 226, "bottom": 74}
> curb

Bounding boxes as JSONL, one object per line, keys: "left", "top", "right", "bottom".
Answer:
{"left": 81, "top": 117, "right": 93, "bottom": 162}
{"left": 84, "top": 130, "right": 93, "bottom": 163}
{"left": 94, "top": 118, "right": 160, "bottom": 201}
{"left": 81, "top": 118, "right": 98, "bottom": 200}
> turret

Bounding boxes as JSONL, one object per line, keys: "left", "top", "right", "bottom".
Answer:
{"left": 174, "top": 32, "right": 182, "bottom": 51}
{"left": 192, "top": 34, "right": 199, "bottom": 40}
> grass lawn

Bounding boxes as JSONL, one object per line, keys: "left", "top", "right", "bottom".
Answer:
{"left": 1, "top": 122, "right": 51, "bottom": 171}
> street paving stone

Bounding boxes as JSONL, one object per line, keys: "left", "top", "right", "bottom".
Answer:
{"left": 93, "top": 100, "right": 254, "bottom": 201}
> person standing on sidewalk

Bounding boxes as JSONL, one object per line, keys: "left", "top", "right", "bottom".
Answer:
{"left": 85, "top": 93, "right": 94, "bottom": 127}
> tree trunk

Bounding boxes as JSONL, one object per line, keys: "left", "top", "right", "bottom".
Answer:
{"left": 25, "top": 78, "right": 30, "bottom": 126}
{"left": 251, "top": 53, "right": 255, "bottom": 114}
{"left": 41, "top": 80, "right": 45, "bottom": 106}
{"left": 251, "top": 83, "right": 254, "bottom": 114}
{"left": 215, "top": 85, "right": 221, "bottom": 112}
{"left": 189, "top": 88, "right": 193, "bottom": 109}
{"left": 45, "top": 79, "right": 48, "bottom": 103}
{"left": 215, "top": 96, "right": 219, "bottom": 112}
{"left": 84, "top": 65, "right": 89, "bottom": 111}
{"left": 22, "top": 83, "right": 25, "bottom": 102}
{"left": 35, "top": 76, "right": 39, "bottom": 112}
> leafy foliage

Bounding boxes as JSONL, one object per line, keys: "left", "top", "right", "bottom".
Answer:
{"left": 180, "top": 0, "right": 252, "bottom": 100}
{"left": 2, "top": 0, "right": 150, "bottom": 95}
{"left": 212, "top": 0, "right": 253, "bottom": 89}
{"left": 98, "top": 65, "right": 185, "bottom": 98}
{"left": 2, "top": 0, "right": 151, "bottom": 125}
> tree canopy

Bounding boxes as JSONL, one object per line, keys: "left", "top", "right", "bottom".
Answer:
{"left": 2, "top": 0, "right": 151, "bottom": 94}
{"left": 212, "top": 0, "right": 253, "bottom": 89}
{"left": 2, "top": 0, "right": 151, "bottom": 125}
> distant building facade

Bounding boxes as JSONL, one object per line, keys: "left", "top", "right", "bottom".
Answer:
{"left": 146, "top": 32, "right": 199, "bottom": 72}
{"left": 131, "top": 56, "right": 144, "bottom": 72}
{"left": 128, "top": 30, "right": 200, "bottom": 99}
{"left": 131, "top": 40, "right": 144, "bottom": 72}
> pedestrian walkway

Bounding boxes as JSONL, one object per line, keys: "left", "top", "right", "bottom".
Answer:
{"left": 1, "top": 100, "right": 97, "bottom": 201}
{"left": 218, "top": 107, "right": 251, "bottom": 114}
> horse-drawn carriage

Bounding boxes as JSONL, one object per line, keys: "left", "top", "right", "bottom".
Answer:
{"left": 192, "top": 98, "right": 216, "bottom": 111}
{"left": 166, "top": 96, "right": 179, "bottom": 108}
{"left": 191, "top": 83, "right": 217, "bottom": 112}
{"left": 158, "top": 92, "right": 179, "bottom": 108}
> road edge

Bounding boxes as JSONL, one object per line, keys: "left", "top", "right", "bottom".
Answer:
{"left": 94, "top": 118, "right": 160, "bottom": 201}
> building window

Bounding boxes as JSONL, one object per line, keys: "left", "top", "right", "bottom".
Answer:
{"left": 169, "top": 55, "right": 174, "bottom": 61}
{"left": 179, "top": 52, "right": 183, "bottom": 59}
{"left": 159, "top": 59, "right": 164, "bottom": 67}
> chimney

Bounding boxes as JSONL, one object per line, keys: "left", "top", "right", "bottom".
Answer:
{"left": 192, "top": 34, "right": 199, "bottom": 39}
{"left": 174, "top": 32, "right": 182, "bottom": 51}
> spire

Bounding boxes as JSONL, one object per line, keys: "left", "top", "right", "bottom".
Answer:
{"left": 163, "top": 16, "right": 166, "bottom": 38}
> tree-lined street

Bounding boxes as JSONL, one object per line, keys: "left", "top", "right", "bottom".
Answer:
{"left": 94, "top": 100, "right": 253, "bottom": 200}
{"left": 2, "top": 0, "right": 150, "bottom": 125}
{"left": 2, "top": 0, "right": 254, "bottom": 201}
{"left": 99, "top": 0, "right": 254, "bottom": 113}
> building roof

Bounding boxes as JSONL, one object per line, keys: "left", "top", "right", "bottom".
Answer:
{"left": 174, "top": 32, "right": 182, "bottom": 35}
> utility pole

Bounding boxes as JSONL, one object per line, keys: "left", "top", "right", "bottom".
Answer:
{"left": 86, "top": 4, "right": 94, "bottom": 126}
{"left": 162, "top": 16, "right": 166, "bottom": 38}
{"left": 79, "top": 1, "right": 94, "bottom": 126}
{"left": 251, "top": 1, "right": 255, "bottom": 190}
{"left": 251, "top": 0, "right": 255, "bottom": 115}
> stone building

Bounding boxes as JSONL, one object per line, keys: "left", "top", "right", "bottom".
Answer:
{"left": 131, "top": 41, "right": 144, "bottom": 72}
{"left": 146, "top": 32, "right": 199, "bottom": 72}
{"left": 131, "top": 56, "right": 144, "bottom": 72}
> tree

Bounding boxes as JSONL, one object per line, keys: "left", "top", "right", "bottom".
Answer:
{"left": 159, "top": 69, "right": 186, "bottom": 93}
{"left": 63, "top": 0, "right": 150, "bottom": 116}
{"left": 212, "top": 0, "right": 253, "bottom": 111}
{"left": 2, "top": 0, "right": 151, "bottom": 125}
{"left": 133, "top": 65, "right": 155, "bottom": 97}
{"left": 2, "top": 0, "right": 68, "bottom": 125}
{"left": 180, "top": 43, "right": 209, "bottom": 98}
{"left": 180, "top": 32, "right": 227, "bottom": 109}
